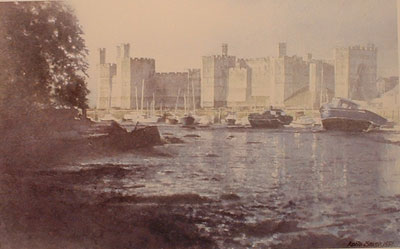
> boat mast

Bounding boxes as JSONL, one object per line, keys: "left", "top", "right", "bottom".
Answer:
{"left": 141, "top": 79, "right": 144, "bottom": 115}
{"left": 175, "top": 88, "right": 180, "bottom": 115}
{"left": 135, "top": 86, "right": 139, "bottom": 112}
{"left": 184, "top": 93, "right": 187, "bottom": 114}
{"left": 191, "top": 74, "right": 196, "bottom": 114}
{"left": 152, "top": 92, "right": 155, "bottom": 116}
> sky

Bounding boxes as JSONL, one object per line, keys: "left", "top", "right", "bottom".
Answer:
{"left": 67, "top": 0, "right": 399, "bottom": 106}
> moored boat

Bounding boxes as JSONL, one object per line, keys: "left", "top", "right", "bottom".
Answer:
{"left": 166, "top": 115, "right": 179, "bottom": 125}
{"left": 319, "top": 97, "right": 387, "bottom": 132}
{"left": 291, "top": 113, "right": 316, "bottom": 128}
{"left": 180, "top": 114, "right": 195, "bottom": 126}
{"left": 225, "top": 112, "right": 237, "bottom": 126}
{"left": 248, "top": 108, "right": 293, "bottom": 128}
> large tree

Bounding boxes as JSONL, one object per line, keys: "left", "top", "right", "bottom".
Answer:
{"left": 0, "top": 1, "right": 89, "bottom": 130}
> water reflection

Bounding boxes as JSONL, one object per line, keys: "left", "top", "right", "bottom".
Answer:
{"left": 73, "top": 127, "right": 400, "bottom": 244}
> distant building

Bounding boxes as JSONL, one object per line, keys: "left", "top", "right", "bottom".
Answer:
{"left": 334, "top": 44, "right": 378, "bottom": 101}
{"left": 201, "top": 44, "right": 236, "bottom": 108}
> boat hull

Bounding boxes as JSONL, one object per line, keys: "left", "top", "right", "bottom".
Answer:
{"left": 321, "top": 118, "right": 373, "bottom": 132}
{"left": 180, "top": 116, "right": 195, "bottom": 126}
{"left": 226, "top": 119, "right": 236, "bottom": 126}
{"left": 248, "top": 112, "right": 293, "bottom": 128}
{"left": 320, "top": 105, "right": 387, "bottom": 132}
{"left": 166, "top": 118, "right": 178, "bottom": 125}
{"left": 248, "top": 118, "right": 283, "bottom": 128}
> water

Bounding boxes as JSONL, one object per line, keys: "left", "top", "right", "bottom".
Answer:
{"left": 65, "top": 126, "right": 400, "bottom": 247}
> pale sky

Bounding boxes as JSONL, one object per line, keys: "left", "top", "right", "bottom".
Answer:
{"left": 67, "top": 0, "right": 398, "bottom": 106}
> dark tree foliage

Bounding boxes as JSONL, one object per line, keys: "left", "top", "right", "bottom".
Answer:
{"left": 0, "top": 1, "right": 89, "bottom": 131}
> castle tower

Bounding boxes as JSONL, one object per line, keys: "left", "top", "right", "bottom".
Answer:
{"left": 202, "top": 44, "right": 236, "bottom": 108}
{"left": 122, "top": 43, "right": 130, "bottom": 58}
{"left": 112, "top": 43, "right": 132, "bottom": 108}
{"left": 97, "top": 48, "right": 117, "bottom": 109}
{"left": 222, "top": 43, "right": 228, "bottom": 56}
{"left": 334, "top": 44, "right": 378, "bottom": 100}
{"left": 278, "top": 42, "right": 287, "bottom": 57}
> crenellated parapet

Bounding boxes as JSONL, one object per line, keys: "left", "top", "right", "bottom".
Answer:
{"left": 336, "top": 44, "right": 377, "bottom": 52}
{"left": 131, "top": 57, "right": 155, "bottom": 63}
{"left": 155, "top": 72, "right": 188, "bottom": 77}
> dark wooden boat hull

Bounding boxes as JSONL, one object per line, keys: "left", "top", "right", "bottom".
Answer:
{"left": 226, "top": 119, "right": 236, "bottom": 126}
{"left": 248, "top": 118, "right": 283, "bottom": 128}
{"left": 248, "top": 112, "right": 293, "bottom": 128}
{"left": 320, "top": 103, "right": 387, "bottom": 132}
{"left": 180, "top": 116, "right": 195, "bottom": 126}
{"left": 321, "top": 118, "right": 373, "bottom": 132}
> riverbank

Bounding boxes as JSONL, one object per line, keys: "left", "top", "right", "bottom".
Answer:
{"left": 0, "top": 127, "right": 217, "bottom": 248}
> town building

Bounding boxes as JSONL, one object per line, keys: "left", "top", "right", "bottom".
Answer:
{"left": 334, "top": 44, "right": 378, "bottom": 101}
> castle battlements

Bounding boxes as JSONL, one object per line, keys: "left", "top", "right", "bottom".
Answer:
{"left": 245, "top": 57, "right": 270, "bottom": 62}
{"left": 155, "top": 72, "right": 188, "bottom": 77}
{"left": 336, "top": 44, "right": 377, "bottom": 52}
{"left": 131, "top": 57, "right": 155, "bottom": 63}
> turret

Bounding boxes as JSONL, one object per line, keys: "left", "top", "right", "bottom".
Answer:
{"left": 222, "top": 43, "right": 228, "bottom": 56}
{"left": 99, "top": 48, "right": 106, "bottom": 64}
{"left": 278, "top": 42, "right": 287, "bottom": 57}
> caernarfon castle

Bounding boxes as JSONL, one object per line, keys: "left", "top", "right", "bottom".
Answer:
{"left": 97, "top": 43, "right": 380, "bottom": 110}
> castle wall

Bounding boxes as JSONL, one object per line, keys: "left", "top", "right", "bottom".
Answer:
{"left": 227, "top": 65, "right": 251, "bottom": 107}
{"left": 245, "top": 58, "right": 272, "bottom": 98}
{"left": 154, "top": 69, "right": 201, "bottom": 110}
{"left": 154, "top": 72, "right": 188, "bottom": 110}
{"left": 130, "top": 58, "right": 156, "bottom": 110}
{"left": 270, "top": 56, "right": 309, "bottom": 106}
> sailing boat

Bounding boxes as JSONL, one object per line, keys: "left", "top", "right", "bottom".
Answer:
{"left": 180, "top": 84, "right": 195, "bottom": 126}
{"left": 180, "top": 73, "right": 195, "bottom": 126}
{"left": 166, "top": 88, "right": 180, "bottom": 125}
{"left": 136, "top": 80, "right": 158, "bottom": 124}
{"left": 225, "top": 112, "right": 237, "bottom": 125}
{"left": 180, "top": 95, "right": 195, "bottom": 126}
{"left": 123, "top": 86, "right": 140, "bottom": 122}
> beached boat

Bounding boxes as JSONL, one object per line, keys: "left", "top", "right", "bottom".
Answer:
{"left": 248, "top": 108, "right": 293, "bottom": 128}
{"left": 320, "top": 97, "right": 387, "bottom": 132}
